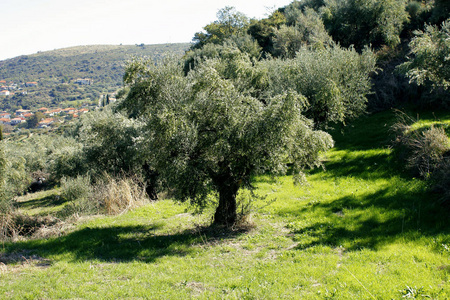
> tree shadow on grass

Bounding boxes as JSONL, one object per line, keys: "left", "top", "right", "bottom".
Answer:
{"left": 288, "top": 188, "right": 450, "bottom": 251}
{"left": 328, "top": 110, "right": 398, "bottom": 152}
{"left": 1, "top": 223, "right": 247, "bottom": 264}
{"left": 314, "top": 150, "right": 401, "bottom": 180}
{"left": 17, "top": 194, "right": 67, "bottom": 210}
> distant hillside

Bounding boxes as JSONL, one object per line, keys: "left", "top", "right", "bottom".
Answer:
{"left": 0, "top": 44, "right": 189, "bottom": 111}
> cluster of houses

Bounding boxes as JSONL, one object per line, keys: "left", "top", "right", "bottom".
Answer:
{"left": 0, "top": 78, "right": 94, "bottom": 97}
{"left": 0, "top": 80, "right": 38, "bottom": 97}
{"left": 0, "top": 107, "right": 90, "bottom": 128}
{"left": 0, "top": 80, "right": 18, "bottom": 96}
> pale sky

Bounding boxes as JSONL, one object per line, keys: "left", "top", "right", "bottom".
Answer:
{"left": 0, "top": 0, "right": 293, "bottom": 61}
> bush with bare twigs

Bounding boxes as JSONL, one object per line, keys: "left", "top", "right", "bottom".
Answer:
{"left": 392, "top": 112, "right": 450, "bottom": 178}
{"left": 392, "top": 111, "right": 450, "bottom": 205}
{"left": 0, "top": 213, "right": 59, "bottom": 241}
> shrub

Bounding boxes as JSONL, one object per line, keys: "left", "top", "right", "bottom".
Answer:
{"left": 0, "top": 143, "right": 10, "bottom": 211}
{"left": 60, "top": 175, "right": 92, "bottom": 202}
{"left": 264, "top": 45, "right": 377, "bottom": 126}
{"left": 2, "top": 135, "right": 84, "bottom": 194}
{"left": 406, "top": 126, "right": 449, "bottom": 178}
{"left": 235, "top": 188, "right": 275, "bottom": 228}
{"left": 58, "top": 175, "right": 97, "bottom": 218}
{"left": 399, "top": 19, "right": 450, "bottom": 94}
{"left": 50, "top": 143, "right": 86, "bottom": 180}
{"left": 392, "top": 112, "right": 450, "bottom": 178}
{"left": 74, "top": 109, "right": 144, "bottom": 176}
{"left": 273, "top": 8, "right": 332, "bottom": 58}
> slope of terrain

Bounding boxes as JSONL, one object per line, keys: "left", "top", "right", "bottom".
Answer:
{"left": 1, "top": 109, "right": 449, "bottom": 299}
{"left": 0, "top": 44, "right": 189, "bottom": 110}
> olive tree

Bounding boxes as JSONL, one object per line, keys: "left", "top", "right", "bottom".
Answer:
{"left": 192, "top": 6, "right": 249, "bottom": 49}
{"left": 399, "top": 19, "right": 450, "bottom": 91}
{"left": 273, "top": 8, "right": 332, "bottom": 58}
{"left": 120, "top": 57, "right": 333, "bottom": 226}
{"left": 74, "top": 109, "right": 144, "bottom": 176}
{"left": 321, "top": 0, "right": 409, "bottom": 49}
{"left": 73, "top": 109, "right": 158, "bottom": 199}
{"left": 264, "top": 45, "right": 377, "bottom": 126}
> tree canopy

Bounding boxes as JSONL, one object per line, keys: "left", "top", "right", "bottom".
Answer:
{"left": 192, "top": 7, "right": 250, "bottom": 49}
{"left": 119, "top": 55, "right": 334, "bottom": 225}
{"left": 399, "top": 19, "right": 450, "bottom": 91}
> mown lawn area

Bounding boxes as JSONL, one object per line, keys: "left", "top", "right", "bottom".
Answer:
{"left": 1, "top": 109, "right": 449, "bottom": 299}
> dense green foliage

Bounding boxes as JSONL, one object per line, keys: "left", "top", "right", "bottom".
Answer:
{"left": 273, "top": 8, "right": 333, "bottom": 58}
{"left": 192, "top": 7, "right": 250, "bottom": 49}
{"left": 74, "top": 109, "right": 144, "bottom": 176}
{"left": 2, "top": 134, "right": 81, "bottom": 189}
{"left": 320, "top": 0, "right": 409, "bottom": 49}
{"left": 120, "top": 56, "right": 334, "bottom": 225}
{"left": 399, "top": 19, "right": 450, "bottom": 91}
{"left": 264, "top": 45, "right": 376, "bottom": 125}
{"left": 0, "top": 44, "right": 189, "bottom": 111}
{"left": 187, "top": 0, "right": 433, "bottom": 60}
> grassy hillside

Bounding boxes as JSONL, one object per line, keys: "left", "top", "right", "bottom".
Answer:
{"left": 1, "top": 109, "right": 449, "bottom": 299}
{"left": 0, "top": 44, "right": 189, "bottom": 111}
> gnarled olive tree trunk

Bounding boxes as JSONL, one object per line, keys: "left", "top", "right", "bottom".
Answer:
{"left": 212, "top": 172, "right": 240, "bottom": 226}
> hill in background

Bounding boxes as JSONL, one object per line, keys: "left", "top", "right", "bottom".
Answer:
{"left": 0, "top": 43, "right": 189, "bottom": 111}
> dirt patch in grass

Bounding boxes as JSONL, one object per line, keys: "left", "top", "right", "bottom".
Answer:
{"left": 176, "top": 281, "right": 213, "bottom": 297}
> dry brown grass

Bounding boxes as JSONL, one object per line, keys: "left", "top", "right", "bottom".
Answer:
{"left": 95, "top": 174, "right": 148, "bottom": 215}
{"left": 0, "top": 213, "right": 60, "bottom": 241}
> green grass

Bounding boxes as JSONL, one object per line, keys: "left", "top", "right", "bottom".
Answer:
{"left": 1, "top": 109, "right": 449, "bottom": 299}
{"left": 16, "top": 189, "right": 65, "bottom": 217}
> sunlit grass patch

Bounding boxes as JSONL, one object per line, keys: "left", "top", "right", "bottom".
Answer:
{"left": 16, "top": 189, "right": 64, "bottom": 217}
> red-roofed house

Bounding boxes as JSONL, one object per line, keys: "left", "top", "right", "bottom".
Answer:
{"left": 10, "top": 117, "right": 25, "bottom": 125}
{"left": 77, "top": 108, "right": 89, "bottom": 113}
{"left": 38, "top": 118, "right": 54, "bottom": 128}
{"left": 45, "top": 108, "right": 62, "bottom": 116}
{"left": 62, "top": 107, "right": 76, "bottom": 113}
{"left": 15, "top": 109, "right": 31, "bottom": 117}
{"left": 0, "top": 118, "right": 10, "bottom": 125}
